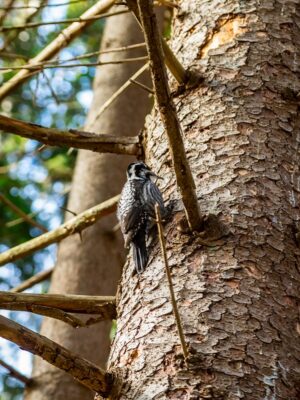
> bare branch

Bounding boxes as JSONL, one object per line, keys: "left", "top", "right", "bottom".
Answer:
{"left": 92, "top": 62, "right": 149, "bottom": 123}
{"left": 0, "top": 195, "right": 120, "bottom": 266}
{"left": 10, "top": 268, "right": 54, "bottom": 293}
{"left": 129, "top": 78, "right": 154, "bottom": 94}
{"left": 126, "top": 0, "right": 189, "bottom": 84}
{"left": 0, "top": 358, "right": 31, "bottom": 385}
{"left": 0, "top": 1, "right": 47, "bottom": 52}
{"left": 137, "top": 0, "right": 203, "bottom": 231}
{"left": 0, "top": 56, "right": 148, "bottom": 73}
{"left": 0, "top": 0, "right": 85, "bottom": 10}
{"left": 155, "top": 204, "right": 189, "bottom": 363}
{"left": 0, "top": 315, "right": 113, "bottom": 396}
{"left": 0, "top": 291, "right": 116, "bottom": 316}
{"left": 0, "top": 9, "right": 129, "bottom": 32}
{"left": 0, "top": 114, "right": 140, "bottom": 155}
{"left": 0, "top": 0, "right": 117, "bottom": 101}
{"left": 0, "top": 193, "right": 48, "bottom": 233}
{"left": 12, "top": 304, "right": 112, "bottom": 328}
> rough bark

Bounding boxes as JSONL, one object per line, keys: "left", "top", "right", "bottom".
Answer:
{"left": 25, "top": 11, "right": 153, "bottom": 400}
{"left": 108, "top": 1, "right": 300, "bottom": 399}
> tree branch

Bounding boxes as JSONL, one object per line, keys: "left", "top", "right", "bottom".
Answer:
{"left": 126, "top": 0, "right": 189, "bottom": 85}
{"left": 0, "top": 114, "right": 140, "bottom": 155}
{"left": 0, "top": 0, "right": 117, "bottom": 101}
{"left": 0, "top": 315, "right": 113, "bottom": 396}
{"left": 0, "top": 194, "right": 120, "bottom": 266}
{"left": 10, "top": 268, "right": 54, "bottom": 293}
{"left": 0, "top": 292, "right": 116, "bottom": 316}
{"left": 137, "top": 0, "right": 203, "bottom": 231}
{"left": 155, "top": 205, "right": 189, "bottom": 364}
{"left": 92, "top": 62, "right": 149, "bottom": 123}
{"left": 0, "top": 9, "right": 128, "bottom": 32}
{"left": 0, "top": 56, "right": 148, "bottom": 73}
{"left": 0, "top": 193, "right": 48, "bottom": 233}
{"left": 4, "top": 304, "right": 113, "bottom": 328}
{"left": 0, "top": 358, "right": 31, "bottom": 385}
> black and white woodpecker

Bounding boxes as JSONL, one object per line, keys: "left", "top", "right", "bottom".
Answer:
{"left": 117, "top": 162, "right": 166, "bottom": 274}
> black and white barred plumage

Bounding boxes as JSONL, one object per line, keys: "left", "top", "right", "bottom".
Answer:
{"left": 117, "top": 162, "right": 166, "bottom": 274}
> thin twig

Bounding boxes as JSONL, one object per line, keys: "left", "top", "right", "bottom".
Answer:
{"left": 137, "top": 0, "right": 203, "bottom": 232}
{"left": 27, "top": 42, "right": 146, "bottom": 68}
{"left": 0, "top": 193, "right": 48, "bottom": 233}
{"left": 0, "top": 1, "right": 48, "bottom": 52}
{"left": 0, "top": 114, "right": 140, "bottom": 155}
{"left": 0, "top": 9, "right": 128, "bottom": 32}
{"left": 0, "top": 0, "right": 85, "bottom": 10}
{"left": 0, "top": 315, "right": 113, "bottom": 395}
{"left": 92, "top": 62, "right": 149, "bottom": 123}
{"left": 0, "top": 358, "right": 31, "bottom": 385}
{"left": 155, "top": 204, "right": 189, "bottom": 363}
{"left": 129, "top": 78, "right": 154, "bottom": 94}
{"left": 0, "top": 195, "right": 120, "bottom": 266}
{"left": 0, "top": 0, "right": 117, "bottom": 101}
{"left": 0, "top": 291, "right": 116, "bottom": 316}
{"left": 10, "top": 268, "right": 54, "bottom": 293}
{"left": 0, "top": 56, "right": 148, "bottom": 73}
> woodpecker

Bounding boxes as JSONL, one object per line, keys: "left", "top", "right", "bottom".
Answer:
{"left": 117, "top": 162, "right": 166, "bottom": 274}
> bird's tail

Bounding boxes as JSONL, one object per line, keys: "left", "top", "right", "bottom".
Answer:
{"left": 132, "top": 234, "right": 148, "bottom": 274}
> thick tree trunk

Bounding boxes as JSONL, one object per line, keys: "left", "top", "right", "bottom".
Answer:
{"left": 108, "top": 1, "right": 300, "bottom": 399}
{"left": 25, "top": 11, "right": 152, "bottom": 400}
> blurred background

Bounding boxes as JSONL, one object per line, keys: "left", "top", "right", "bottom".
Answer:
{"left": 0, "top": 1, "right": 105, "bottom": 397}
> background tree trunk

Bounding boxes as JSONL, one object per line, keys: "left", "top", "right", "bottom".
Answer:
{"left": 24, "top": 11, "right": 153, "bottom": 400}
{"left": 108, "top": 1, "right": 300, "bottom": 399}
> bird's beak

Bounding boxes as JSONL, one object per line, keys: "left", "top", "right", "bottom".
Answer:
{"left": 149, "top": 171, "right": 162, "bottom": 180}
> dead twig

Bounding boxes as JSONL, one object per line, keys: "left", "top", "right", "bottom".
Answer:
{"left": 10, "top": 268, "right": 54, "bottom": 293}
{"left": 92, "top": 62, "right": 149, "bottom": 123}
{"left": 0, "top": 315, "right": 113, "bottom": 395}
{"left": 0, "top": 56, "right": 148, "bottom": 73}
{"left": 0, "top": 0, "right": 117, "bottom": 101}
{"left": 0, "top": 358, "right": 31, "bottom": 385}
{"left": 0, "top": 9, "right": 129, "bottom": 32}
{"left": 0, "top": 193, "right": 48, "bottom": 233}
{"left": 0, "top": 114, "right": 140, "bottom": 155}
{"left": 0, "top": 291, "right": 116, "bottom": 316}
{"left": 129, "top": 78, "right": 154, "bottom": 94}
{"left": 155, "top": 204, "right": 189, "bottom": 364}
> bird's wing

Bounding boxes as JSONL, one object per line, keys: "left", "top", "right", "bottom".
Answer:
{"left": 142, "top": 181, "right": 165, "bottom": 217}
{"left": 121, "top": 204, "right": 143, "bottom": 235}
{"left": 118, "top": 181, "right": 144, "bottom": 235}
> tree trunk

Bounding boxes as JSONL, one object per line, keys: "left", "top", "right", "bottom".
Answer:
{"left": 25, "top": 11, "right": 153, "bottom": 400}
{"left": 108, "top": 1, "right": 300, "bottom": 399}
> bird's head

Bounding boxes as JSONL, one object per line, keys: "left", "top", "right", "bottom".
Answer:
{"left": 126, "top": 162, "right": 161, "bottom": 181}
